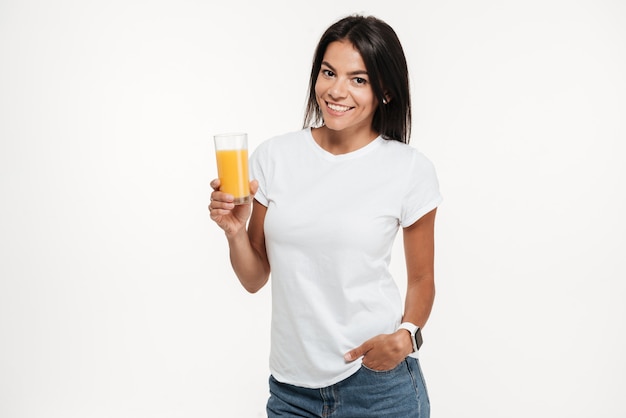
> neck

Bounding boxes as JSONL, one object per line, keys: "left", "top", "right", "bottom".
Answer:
{"left": 312, "top": 126, "right": 379, "bottom": 155}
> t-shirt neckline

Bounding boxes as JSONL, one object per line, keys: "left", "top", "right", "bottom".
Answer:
{"left": 305, "top": 127, "right": 383, "bottom": 161}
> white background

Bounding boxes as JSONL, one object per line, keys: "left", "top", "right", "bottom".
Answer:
{"left": 1, "top": 0, "right": 625, "bottom": 417}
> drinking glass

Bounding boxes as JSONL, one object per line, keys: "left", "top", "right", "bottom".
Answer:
{"left": 213, "top": 133, "right": 251, "bottom": 205}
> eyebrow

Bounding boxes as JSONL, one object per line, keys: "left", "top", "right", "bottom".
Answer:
{"left": 321, "top": 61, "right": 368, "bottom": 76}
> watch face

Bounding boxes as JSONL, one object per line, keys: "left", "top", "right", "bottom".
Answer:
{"left": 415, "top": 328, "right": 423, "bottom": 350}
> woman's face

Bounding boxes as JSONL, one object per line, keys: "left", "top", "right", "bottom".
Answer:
{"left": 314, "top": 40, "right": 379, "bottom": 136}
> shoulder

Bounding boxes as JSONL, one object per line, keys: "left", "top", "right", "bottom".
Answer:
{"left": 253, "top": 128, "right": 309, "bottom": 155}
{"left": 379, "top": 139, "right": 437, "bottom": 171}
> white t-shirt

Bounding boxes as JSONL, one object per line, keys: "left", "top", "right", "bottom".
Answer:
{"left": 250, "top": 128, "right": 442, "bottom": 388}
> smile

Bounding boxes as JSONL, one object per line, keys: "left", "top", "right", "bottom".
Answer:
{"left": 326, "top": 102, "right": 353, "bottom": 113}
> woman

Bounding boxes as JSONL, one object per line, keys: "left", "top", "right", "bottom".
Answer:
{"left": 209, "top": 14, "right": 442, "bottom": 417}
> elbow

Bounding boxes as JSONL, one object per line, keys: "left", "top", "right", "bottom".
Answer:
{"left": 241, "top": 274, "right": 269, "bottom": 294}
{"left": 244, "top": 284, "right": 263, "bottom": 294}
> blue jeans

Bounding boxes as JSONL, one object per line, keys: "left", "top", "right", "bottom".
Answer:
{"left": 267, "top": 357, "right": 430, "bottom": 417}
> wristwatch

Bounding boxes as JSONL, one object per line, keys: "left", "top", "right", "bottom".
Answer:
{"left": 397, "top": 322, "right": 423, "bottom": 352}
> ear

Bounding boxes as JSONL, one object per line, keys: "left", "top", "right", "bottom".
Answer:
{"left": 382, "top": 91, "right": 391, "bottom": 104}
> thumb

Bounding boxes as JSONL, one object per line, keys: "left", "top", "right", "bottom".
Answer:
{"left": 249, "top": 179, "right": 259, "bottom": 196}
{"left": 344, "top": 343, "right": 369, "bottom": 362}
{"left": 210, "top": 178, "right": 221, "bottom": 191}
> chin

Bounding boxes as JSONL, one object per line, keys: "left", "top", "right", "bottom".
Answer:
{"left": 322, "top": 121, "right": 348, "bottom": 132}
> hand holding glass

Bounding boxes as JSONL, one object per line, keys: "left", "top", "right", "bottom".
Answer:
{"left": 213, "top": 133, "right": 251, "bottom": 205}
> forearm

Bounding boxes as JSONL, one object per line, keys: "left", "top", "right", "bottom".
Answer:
{"left": 226, "top": 229, "right": 270, "bottom": 293}
{"left": 402, "top": 208, "right": 437, "bottom": 329}
{"left": 402, "top": 275, "right": 435, "bottom": 329}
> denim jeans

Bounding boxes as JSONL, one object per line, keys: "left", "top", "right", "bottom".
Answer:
{"left": 267, "top": 357, "right": 430, "bottom": 417}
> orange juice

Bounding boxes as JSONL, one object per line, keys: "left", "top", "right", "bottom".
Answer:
{"left": 216, "top": 149, "right": 250, "bottom": 204}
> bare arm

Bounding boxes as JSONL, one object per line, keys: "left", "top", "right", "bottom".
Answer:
{"left": 401, "top": 207, "right": 437, "bottom": 330}
{"left": 209, "top": 179, "right": 270, "bottom": 293}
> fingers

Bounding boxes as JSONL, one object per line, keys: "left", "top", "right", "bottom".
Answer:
{"left": 344, "top": 342, "right": 369, "bottom": 362}
{"left": 210, "top": 178, "right": 257, "bottom": 192}
{"left": 209, "top": 178, "right": 233, "bottom": 210}
{"left": 347, "top": 333, "right": 411, "bottom": 371}
{"left": 208, "top": 198, "right": 235, "bottom": 216}
{"left": 209, "top": 179, "right": 258, "bottom": 210}
{"left": 208, "top": 179, "right": 257, "bottom": 221}
{"left": 208, "top": 192, "right": 234, "bottom": 216}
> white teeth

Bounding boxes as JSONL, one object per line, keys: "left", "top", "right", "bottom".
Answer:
{"left": 327, "top": 103, "right": 351, "bottom": 112}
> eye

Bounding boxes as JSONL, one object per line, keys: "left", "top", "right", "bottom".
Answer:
{"left": 321, "top": 69, "right": 335, "bottom": 78}
{"left": 353, "top": 77, "right": 367, "bottom": 86}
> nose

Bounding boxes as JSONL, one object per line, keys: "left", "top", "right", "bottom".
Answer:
{"left": 328, "top": 79, "right": 348, "bottom": 100}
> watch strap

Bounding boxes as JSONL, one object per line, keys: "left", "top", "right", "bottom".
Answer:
{"left": 397, "top": 322, "right": 421, "bottom": 352}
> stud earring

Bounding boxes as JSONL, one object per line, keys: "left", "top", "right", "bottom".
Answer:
{"left": 382, "top": 98, "right": 388, "bottom": 104}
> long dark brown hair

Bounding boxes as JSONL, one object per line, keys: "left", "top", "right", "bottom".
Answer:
{"left": 303, "top": 15, "right": 412, "bottom": 143}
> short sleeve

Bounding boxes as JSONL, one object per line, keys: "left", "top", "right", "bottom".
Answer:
{"left": 400, "top": 152, "right": 443, "bottom": 227}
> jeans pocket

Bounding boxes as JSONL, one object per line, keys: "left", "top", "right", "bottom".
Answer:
{"left": 360, "top": 359, "right": 405, "bottom": 374}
